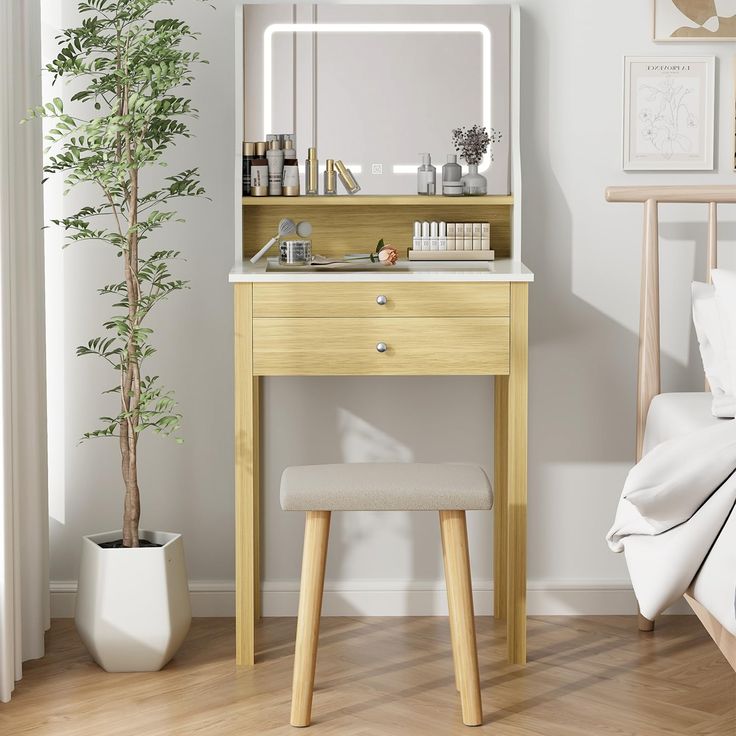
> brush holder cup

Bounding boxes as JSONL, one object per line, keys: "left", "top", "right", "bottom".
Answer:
{"left": 279, "top": 239, "right": 312, "bottom": 265}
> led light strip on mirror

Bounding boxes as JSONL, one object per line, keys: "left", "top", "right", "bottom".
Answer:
{"left": 263, "top": 22, "right": 492, "bottom": 175}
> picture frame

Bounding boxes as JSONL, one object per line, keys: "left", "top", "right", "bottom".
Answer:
{"left": 622, "top": 56, "right": 715, "bottom": 171}
{"left": 653, "top": 0, "right": 736, "bottom": 42}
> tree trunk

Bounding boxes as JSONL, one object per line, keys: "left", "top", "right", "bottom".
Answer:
{"left": 121, "top": 99, "right": 141, "bottom": 547}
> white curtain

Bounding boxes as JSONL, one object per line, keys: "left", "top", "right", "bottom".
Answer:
{"left": 0, "top": 0, "right": 49, "bottom": 703}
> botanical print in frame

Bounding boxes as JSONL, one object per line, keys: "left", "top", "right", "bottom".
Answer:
{"left": 654, "top": 0, "right": 736, "bottom": 41}
{"left": 623, "top": 57, "right": 715, "bottom": 171}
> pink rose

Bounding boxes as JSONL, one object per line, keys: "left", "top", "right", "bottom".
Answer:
{"left": 378, "top": 245, "right": 398, "bottom": 265}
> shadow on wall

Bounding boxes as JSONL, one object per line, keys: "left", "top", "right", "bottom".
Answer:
{"left": 519, "top": 9, "right": 731, "bottom": 469}
{"left": 262, "top": 375, "right": 494, "bottom": 612}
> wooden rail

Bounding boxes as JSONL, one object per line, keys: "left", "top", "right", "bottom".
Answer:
{"left": 606, "top": 185, "right": 736, "bottom": 204}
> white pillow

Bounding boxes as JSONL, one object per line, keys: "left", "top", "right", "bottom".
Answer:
{"left": 692, "top": 280, "right": 735, "bottom": 418}
{"left": 712, "top": 269, "right": 736, "bottom": 412}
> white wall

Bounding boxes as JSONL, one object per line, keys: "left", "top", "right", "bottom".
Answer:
{"left": 46, "top": 0, "right": 736, "bottom": 617}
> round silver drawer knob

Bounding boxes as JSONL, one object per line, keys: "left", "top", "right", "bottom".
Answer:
{"left": 376, "top": 295, "right": 388, "bottom": 305}
{"left": 376, "top": 342, "right": 388, "bottom": 353}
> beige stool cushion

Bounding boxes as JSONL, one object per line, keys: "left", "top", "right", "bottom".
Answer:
{"left": 280, "top": 463, "right": 492, "bottom": 512}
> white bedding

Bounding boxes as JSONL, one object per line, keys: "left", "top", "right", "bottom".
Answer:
{"left": 608, "top": 392, "right": 736, "bottom": 635}
{"left": 642, "top": 392, "right": 724, "bottom": 454}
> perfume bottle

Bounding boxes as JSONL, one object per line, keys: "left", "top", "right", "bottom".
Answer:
{"left": 417, "top": 153, "right": 436, "bottom": 195}
{"left": 335, "top": 160, "right": 361, "bottom": 194}
{"left": 305, "top": 147, "right": 319, "bottom": 195}
{"left": 324, "top": 159, "right": 337, "bottom": 195}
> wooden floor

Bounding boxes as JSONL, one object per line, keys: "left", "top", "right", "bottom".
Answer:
{"left": 1, "top": 616, "right": 734, "bottom": 735}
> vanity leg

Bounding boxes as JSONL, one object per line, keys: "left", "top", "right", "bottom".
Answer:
{"left": 493, "top": 376, "right": 509, "bottom": 622}
{"left": 253, "top": 376, "right": 262, "bottom": 622}
{"left": 235, "top": 284, "right": 260, "bottom": 666}
{"left": 506, "top": 283, "right": 528, "bottom": 665}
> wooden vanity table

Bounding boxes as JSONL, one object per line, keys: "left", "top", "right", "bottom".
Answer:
{"left": 230, "top": 195, "right": 533, "bottom": 667}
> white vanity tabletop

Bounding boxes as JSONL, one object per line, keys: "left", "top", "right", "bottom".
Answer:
{"left": 229, "top": 258, "right": 534, "bottom": 283}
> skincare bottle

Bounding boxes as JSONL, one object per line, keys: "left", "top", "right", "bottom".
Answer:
{"left": 242, "top": 142, "right": 255, "bottom": 196}
{"left": 463, "top": 222, "right": 473, "bottom": 251}
{"left": 442, "top": 154, "right": 462, "bottom": 196}
{"left": 413, "top": 221, "right": 422, "bottom": 251}
{"left": 447, "top": 222, "right": 456, "bottom": 250}
{"left": 250, "top": 142, "right": 269, "bottom": 197}
{"left": 324, "top": 159, "right": 337, "bottom": 195}
{"left": 472, "top": 222, "right": 482, "bottom": 250}
{"left": 481, "top": 222, "right": 491, "bottom": 251}
{"left": 267, "top": 139, "right": 285, "bottom": 196}
{"left": 305, "top": 147, "right": 319, "bottom": 195}
{"left": 417, "top": 153, "right": 436, "bottom": 196}
{"left": 438, "top": 221, "right": 447, "bottom": 251}
{"left": 421, "top": 221, "right": 430, "bottom": 250}
{"left": 429, "top": 221, "right": 439, "bottom": 251}
{"left": 282, "top": 139, "right": 300, "bottom": 196}
{"left": 335, "top": 160, "right": 361, "bottom": 194}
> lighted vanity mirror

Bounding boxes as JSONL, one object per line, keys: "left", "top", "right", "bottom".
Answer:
{"left": 242, "top": 3, "right": 511, "bottom": 195}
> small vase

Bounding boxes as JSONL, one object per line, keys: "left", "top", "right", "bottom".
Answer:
{"left": 461, "top": 163, "right": 487, "bottom": 196}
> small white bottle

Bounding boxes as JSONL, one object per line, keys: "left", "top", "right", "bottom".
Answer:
{"left": 413, "top": 221, "right": 422, "bottom": 252}
{"left": 430, "top": 221, "right": 439, "bottom": 251}
{"left": 421, "top": 221, "right": 430, "bottom": 250}
{"left": 438, "top": 221, "right": 447, "bottom": 251}
{"left": 417, "top": 153, "right": 436, "bottom": 196}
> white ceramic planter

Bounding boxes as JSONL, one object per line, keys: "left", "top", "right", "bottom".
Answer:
{"left": 75, "top": 529, "right": 192, "bottom": 672}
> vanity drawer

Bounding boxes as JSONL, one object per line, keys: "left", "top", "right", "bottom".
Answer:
{"left": 252, "top": 317, "right": 510, "bottom": 376}
{"left": 252, "top": 283, "right": 509, "bottom": 318}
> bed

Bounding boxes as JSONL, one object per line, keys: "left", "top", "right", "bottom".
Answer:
{"left": 606, "top": 186, "right": 736, "bottom": 672}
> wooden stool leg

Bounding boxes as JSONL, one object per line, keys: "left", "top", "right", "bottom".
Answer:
{"left": 440, "top": 517, "right": 462, "bottom": 693}
{"left": 291, "top": 511, "right": 331, "bottom": 727}
{"left": 440, "top": 511, "right": 483, "bottom": 727}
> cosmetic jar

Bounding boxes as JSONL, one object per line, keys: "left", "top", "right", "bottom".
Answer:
{"left": 443, "top": 182, "right": 464, "bottom": 197}
{"left": 280, "top": 239, "right": 312, "bottom": 265}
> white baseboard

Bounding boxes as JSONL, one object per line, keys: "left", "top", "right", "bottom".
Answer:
{"left": 50, "top": 579, "right": 692, "bottom": 618}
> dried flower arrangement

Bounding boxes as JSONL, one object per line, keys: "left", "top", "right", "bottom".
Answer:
{"left": 452, "top": 125, "right": 502, "bottom": 165}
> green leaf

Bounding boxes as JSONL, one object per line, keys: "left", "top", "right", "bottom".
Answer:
{"left": 376, "top": 238, "right": 385, "bottom": 253}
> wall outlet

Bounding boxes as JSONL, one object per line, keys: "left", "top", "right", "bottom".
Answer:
{"left": 371, "top": 163, "right": 383, "bottom": 175}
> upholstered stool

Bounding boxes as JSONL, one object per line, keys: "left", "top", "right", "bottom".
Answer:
{"left": 280, "top": 462, "right": 493, "bottom": 728}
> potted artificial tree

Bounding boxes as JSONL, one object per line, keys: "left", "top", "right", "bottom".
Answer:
{"left": 28, "top": 0, "right": 207, "bottom": 671}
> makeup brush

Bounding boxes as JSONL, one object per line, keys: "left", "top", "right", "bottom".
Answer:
{"left": 250, "top": 218, "right": 296, "bottom": 264}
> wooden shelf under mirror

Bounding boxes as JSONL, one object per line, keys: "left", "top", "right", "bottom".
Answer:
{"left": 242, "top": 196, "right": 514, "bottom": 261}
{"left": 242, "top": 194, "right": 514, "bottom": 207}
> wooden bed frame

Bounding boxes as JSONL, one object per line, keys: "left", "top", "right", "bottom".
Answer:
{"left": 606, "top": 185, "right": 736, "bottom": 672}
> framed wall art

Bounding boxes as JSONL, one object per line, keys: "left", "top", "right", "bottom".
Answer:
{"left": 654, "top": 0, "right": 736, "bottom": 42}
{"left": 622, "top": 56, "right": 715, "bottom": 171}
